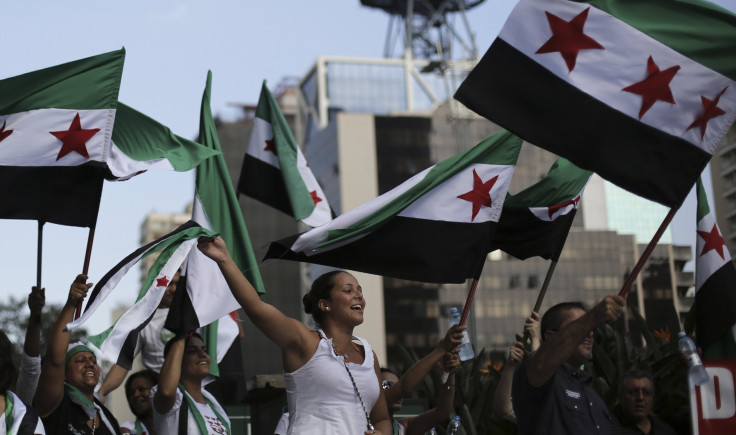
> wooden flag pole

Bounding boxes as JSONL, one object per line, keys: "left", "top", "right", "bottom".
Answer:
{"left": 74, "top": 227, "right": 96, "bottom": 320}
{"left": 618, "top": 207, "right": 678, "bottom": 299}
{"left": 36, "top": 221, "right": 45, "bottom": 288}
{"left": 522, "top": 259, "right": 559, "bottom": 344}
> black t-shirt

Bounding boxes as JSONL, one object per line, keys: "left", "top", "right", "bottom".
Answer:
{"left": 512, "top": 359, "right": 612, "bottom": 435}
{"left": 41, "top": 391, "right": 121, "bottom": 435}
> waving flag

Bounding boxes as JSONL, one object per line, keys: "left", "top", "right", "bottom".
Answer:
{"left": 107, "top": 102, "right": 219, "bottom": 180}
{"left": 455, "top": 0, "right": 736, "bottom": 207}
{"left": 0, "top": 49, "right": 124, "bottom": 227}
{"left": 67, "top": 221, "right": 216, "bottom": 368}
{"left": 165, "top": 71, "right": 265, "bottom": 345}
{"left": 491, "top": 158, "right": 591, "bottom": 261}
{"left": 694, "top": 178, "right": 736, "bottom": 359}
{"left": 265, "top": 130, "right": 522, "bottom": 284}
{"left": 238, "top": 81, "right": 333, "bottom": 227}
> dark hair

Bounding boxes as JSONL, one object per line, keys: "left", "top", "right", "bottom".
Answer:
{"left": 0, "top": 330, "right": 16, "bottom": 391}
{"left": 163, "top": 332, "right": 204, "bottom": 359}
{"left": 302, "top": 270, "right": 346, "bottom": 325}
{"left": 618, "top": 369, "right": 654, "bottom": 395}
{"left": 541, "top": 301, "right": 587, "bottom": 341}
{"left": 124, "top": 369, "right": 159, "bottom": 416}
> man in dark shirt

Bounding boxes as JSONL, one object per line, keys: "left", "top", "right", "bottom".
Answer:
{"left": 610, "top": 369, "right": 677, "bottom": 434}
{"left": 512, "top": 296, "right": 625, "bottom": 434}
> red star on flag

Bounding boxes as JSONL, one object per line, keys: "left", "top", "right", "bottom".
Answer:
{"left": 622, "top": 56, "right": 681, "bottom": 119}
{"left": 698, "top": 224, "right": 727, "bottom": 260}
{"left": 50, "top": 113, "right": 100, "bottom": 160}
{"left": 310, "top": 190, "right": 323, "bottom": 205}
{"left": 457, "top": 170, "right": 498, "bottom": 222}
{"left": 535, "top": 7, "right": 604, "bottom": 72}
{"left": 264, "top": 138, "right": 277, "bottom": 155}
{"left": 687, "top": 86, "right": 728, "bottom": 140}
{"left": 156, "top": 276, "right": 170, "bottom": 287}
{"left": 0, "top": 121, "right": 13, "bottom": 142}
{"left": 547, "top": 194, "right": 581, "bottom": 219}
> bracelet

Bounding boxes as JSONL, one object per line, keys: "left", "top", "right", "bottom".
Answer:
{"left": 446, "top": 384, "right": 455, "bottom": 390}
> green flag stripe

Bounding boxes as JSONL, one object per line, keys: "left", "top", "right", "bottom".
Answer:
{"left": 505, "top": 158, "right": 591, "bottom": 207}
{"left": 318, "top": 130, "right": 522, "bottom": 248}
{"left": 255, "top": 81, "right": 315, "bottom": 220}
{"left": 111, "top": 102, "right": 219, "bottom": 169}
{"left": 696, "top": 177, "right": 710, "bottom": 222}
{"left": 583, "top": 0, "right": 736, "bottom": 82}
{"left": 199, "top": 72, "right": 265, "bottom": 293}
{"left": 0, "top": 49, "right": 125, "bottom": 114}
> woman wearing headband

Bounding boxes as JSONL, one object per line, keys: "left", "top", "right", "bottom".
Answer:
{"left": 34, "top": 274, "right": 121, "bottom": 434}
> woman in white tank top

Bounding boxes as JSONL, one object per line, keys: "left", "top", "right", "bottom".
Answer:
{"left": 198, "top": 236, "right": 392, "bottom": 435}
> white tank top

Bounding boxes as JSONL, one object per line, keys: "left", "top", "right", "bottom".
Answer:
{"left": 284, "top": 331, "right": 379, "bottom": 434}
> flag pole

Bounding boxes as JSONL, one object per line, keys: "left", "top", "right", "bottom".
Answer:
{"left": 522, "top": 259, "right": 559, "bottom": 343}
{"left": 37, "top": 221, "right": 45, "bottom": 288}
{"left": 74, "top": 227, "right": 96, "bottom": 320}
{"left": 459, "top": 253, "right": 489, "bottom": 326}
{"left": 618, "top": 207, "right": 678, "bottom": 299}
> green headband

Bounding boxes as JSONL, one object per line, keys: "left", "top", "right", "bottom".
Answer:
{"left": 65, "top": 343, "right": 94, "bottom": 365}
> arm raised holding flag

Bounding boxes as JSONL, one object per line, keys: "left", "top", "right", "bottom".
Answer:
{"left": 197, "top": 236, "right": 392, "bottom": 435}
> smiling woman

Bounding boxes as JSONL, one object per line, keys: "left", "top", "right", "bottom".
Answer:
{"left": 34, "top": 274, "right": 122, "bottom": 434}
{"left": 197, "top": 236, "right": 391, "bottom": 435}
{"left": 120, "top": 369, "right": 158, "bottom": 435}
{"left": 152, "top": 332, "right": 231, "bottom": 435}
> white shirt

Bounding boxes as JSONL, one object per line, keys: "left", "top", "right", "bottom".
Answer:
{"left": 135, "top": 308, "right": 174, "bottom": 372}
{"left": 150, "top": 385, "right": 229, "bottom": 435}
{"left": 284, "top": 333, "right": 379, "bottom": 435}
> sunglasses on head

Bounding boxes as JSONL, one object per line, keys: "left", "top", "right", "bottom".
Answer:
{"left": 381, "top": 380, "right": 396, "bottom": 390}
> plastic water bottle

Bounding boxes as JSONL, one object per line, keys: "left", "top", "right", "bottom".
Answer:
{"left": 447, "top": 415, "right": 462, "bottom": 435}
{"left": 426, "top": 428, "right": 438, "bottom": 435}
{"left": 448, "top": 307, "right": 475, "bottom": 361}
{"left": 677, "top": 332, "right": 709, "bottom": 385}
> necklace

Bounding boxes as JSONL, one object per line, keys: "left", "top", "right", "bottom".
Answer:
{"left": 331, "top": 341, "right": 352, "bottom": 359}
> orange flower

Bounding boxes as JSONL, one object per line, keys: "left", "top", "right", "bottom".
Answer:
{"left": 653, "top": 326, "right": 671, "bottom": 342}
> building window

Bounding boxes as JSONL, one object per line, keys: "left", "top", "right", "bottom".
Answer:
{"left": 528, "top": 275, "right": 539, "bottom": 289}
{"left": 509, "top": 275, "right": 521, "bottom": 289}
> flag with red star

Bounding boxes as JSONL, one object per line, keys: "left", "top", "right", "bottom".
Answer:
{"left": 264, "top": 130, "right": 522, "bottom": 284}
{"left": 490, "top": 158, "right": 592, "bottom": 261}
{"left": 454, "top": 0, "right": 736, "bottom": 208}
{"left": 694, "top": 178, "right": 736, "bottom": 359}
{"left": 237, "top": 80, "right": 334, "bottom": 227}
{"left": 165, "top": 72, "right": 264, "bottom": 376}
{"left": 65, "top": 220, "right": 217, "bottom": 368}
{"left": 0, "top": 49, "right": 125, "bottom": 227}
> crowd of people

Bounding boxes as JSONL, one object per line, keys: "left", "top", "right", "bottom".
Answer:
{"left": 0, "top": 235, "right": 683, "bottom": 434}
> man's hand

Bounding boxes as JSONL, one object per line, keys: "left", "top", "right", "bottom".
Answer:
{"left": 507, "top": 341, "right": 525, "bottom": 368}
{"left": 29, "top": 286, "right": 45, "bottom": 316}
{"left": 592, "top": 295, "right": 625, "bottom": 325}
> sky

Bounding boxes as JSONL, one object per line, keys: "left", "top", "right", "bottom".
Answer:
{"left": 2, "top": 0, "right": 735, "bottom": 336}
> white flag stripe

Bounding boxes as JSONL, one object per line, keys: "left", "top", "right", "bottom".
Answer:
{"left": 292, "top": 166, "right": 433, "bottom": 252}
{"left": 0, "top": 108, "right": 113, "bottom": 166}
{"left": 66, "top": 247, "right": 152, "bottom": 331}
{"left": 246, "top": 117, "right": 279, "bottom": 167}
{"left": 107, "top": 141, "right": 175, "bottom": 178}
{"left": 188, "top": 194, "right": 242, "bottom": 327}
{"left": 294, "top": 141, "right": 332, "bottom": 227}
{"left": 97, "top": 241, "right": 195, "bottom": 362}
{"left": 500, "top": 0, "right": 736, "bottom": 151}
{"left": 695, "top": 213, "right": 731, "bottom": 290}
{"left": 400, "top": 164, "right": 513, "bottom": 222}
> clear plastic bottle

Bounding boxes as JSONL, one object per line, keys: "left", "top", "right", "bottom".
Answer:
{"left": 426, "top": 428, "right": 438, "bottom": 435}
{"left": 448, "top": 307, "right": 475, "bottom": 361}
{"left": 677, "top": 331, "right": 709, "bottom": 385}
{"left": 447, "top": 415, "right": 462, "bottom": 435}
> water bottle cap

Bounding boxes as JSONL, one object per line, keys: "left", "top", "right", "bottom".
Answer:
{"left": 448, "top": 307, "right": 459, "bottom": 316}
{"left": 677, "top": 331, "right": 686, "bottom": 338}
